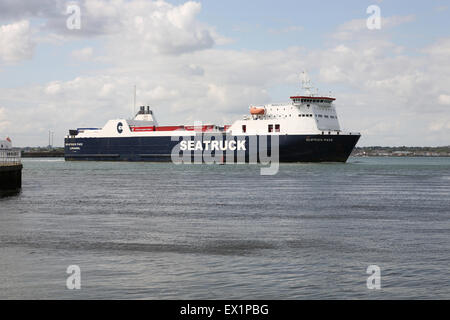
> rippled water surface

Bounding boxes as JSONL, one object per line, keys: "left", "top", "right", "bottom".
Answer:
{"left": 1, "top": 157, "right": 449, "bottom": 299}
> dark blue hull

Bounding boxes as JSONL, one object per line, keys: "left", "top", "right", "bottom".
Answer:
{"left": 64, "top": 134, "right": 360, "bottom": 163}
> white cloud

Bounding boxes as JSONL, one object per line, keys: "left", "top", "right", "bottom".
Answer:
{"left": 39, "top": 0, "right": 220, "bottom": 54}
{"left": 332, "top": 15, "right": 415, "bottom": 41}
{"left": 0, "top": 107, "right": 11, "bottom": 134}
{"left": 0, "top": 0, "right": 60, "bottom": 20}
{"left": 429, "top": 119, "right": 450, "bottom": 132}
{"left": 98, "top": 83, "right": 114, "bottom": 98}
{"left": 423, "top": 38, "right": 450, "bottom": 56}
{"left": 0, "top": 20, "right": 35, "bottom": 63}
{"left": 44, "top": 82, "right": 62, "bottom": 95}
{"left": 71, "top": 47, "right": 93, "bottom": 61}
{"left": 438, "top": 94, "right": 450, "bottom": 105}
{"left": 112, "top": 0, "right": 217, "bottom": 54}
{"left": 0, "top": 0, "right": 225, "bottom": 55}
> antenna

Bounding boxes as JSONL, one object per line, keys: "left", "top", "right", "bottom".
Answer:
{"left": 301, "top": 71, "right": 314, "bottom": 96}
{"left": 133, "top": 85, "right": 136, "bottom": 117}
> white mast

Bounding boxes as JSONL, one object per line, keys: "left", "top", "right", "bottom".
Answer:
{"left": 300, "top": 71, "right": 315, "bottom": 96}
{"left": 133, "top": 85, "right": 136, "bottom": 117}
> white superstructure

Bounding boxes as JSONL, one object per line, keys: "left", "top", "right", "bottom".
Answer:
{"left": 69, "top": 75, "right": 356, "bottom": 139}
{"left": 228, "top": 95, "right": 342, "bottom": 136}
{"left": 227, "top": 72, "right": 353, "bottom": 136}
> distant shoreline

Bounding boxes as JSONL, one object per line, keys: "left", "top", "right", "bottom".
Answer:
{"left": 351, "top": 146, "right": 450, "bottom": 157}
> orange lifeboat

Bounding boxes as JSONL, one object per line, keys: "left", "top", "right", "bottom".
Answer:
{"left": 250, "top": 106, "right": 265, "bottom": 115}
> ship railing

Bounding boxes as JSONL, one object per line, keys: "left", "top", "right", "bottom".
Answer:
{"left": 0, "top": 149, "right": 22, "bottom": 166}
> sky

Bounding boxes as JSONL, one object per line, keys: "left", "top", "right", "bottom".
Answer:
{"left": 0, "top": 0, "right": 449, "bottom": 147}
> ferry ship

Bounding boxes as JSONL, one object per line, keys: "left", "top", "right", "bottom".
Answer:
{"left": 65, "top": 76, "right": 360, "bottom": 163}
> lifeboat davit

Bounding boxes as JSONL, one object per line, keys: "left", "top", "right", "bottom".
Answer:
{"left": 250, "top": 106, "right": 265, "bottom": 115}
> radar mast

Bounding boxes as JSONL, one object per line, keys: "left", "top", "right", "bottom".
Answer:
{"left": 300, "top": 71, "right": 316, "bottom": 97}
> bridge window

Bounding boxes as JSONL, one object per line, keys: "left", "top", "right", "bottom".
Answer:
{"left": 242, "top": 125, "right": 246, "bottom": 133}
{"left": 275, "top": 124, "right": 280, "bottom": 132}
{"left": 268, "top": 124, "right": 273, "bottom": 133}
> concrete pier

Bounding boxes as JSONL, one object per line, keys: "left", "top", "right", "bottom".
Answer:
{"left": 0, "top": 164, "right": 23, "bottom": 191}
{"left": 0, "top": 150, "right": 22, "bottom": 195}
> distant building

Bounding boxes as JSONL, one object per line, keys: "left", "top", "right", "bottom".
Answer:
{"left": 392, "top": 151, "right": 412, "bottom": 156}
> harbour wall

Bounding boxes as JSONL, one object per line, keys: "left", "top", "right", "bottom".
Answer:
{"left": 0, "top": 164, "right": 23, "bottom": 193}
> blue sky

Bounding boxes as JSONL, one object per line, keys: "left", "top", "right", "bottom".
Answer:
{"left": 200, "top": 0, "right": 449, "bottom": 49}
{"left": 0, "top": 0, "right": 450, "bottom": 146}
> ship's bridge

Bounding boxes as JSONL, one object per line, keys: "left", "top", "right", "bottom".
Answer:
{"left": 246, "top": 94, "right": 337, "bottom": 121}
{"left": 290, "top": 96, "right": 335, "bottom": 105}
